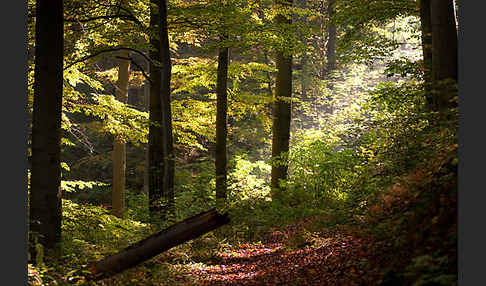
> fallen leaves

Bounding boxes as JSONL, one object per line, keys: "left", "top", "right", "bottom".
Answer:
{"left": 172, "top": 221, "right": 381, "bottom": 286}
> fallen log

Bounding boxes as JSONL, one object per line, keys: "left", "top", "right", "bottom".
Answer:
{"left": 87, "top": 208, "right": 230, "bottom": 280}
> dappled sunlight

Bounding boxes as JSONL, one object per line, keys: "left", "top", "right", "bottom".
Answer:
{"left": 183, "top": 225, "right": 379, "bottom": 285}
{"left": 27, "top": 0, "right": 457, "bottom": 284}
{"left": 216, "top": 243, "right": 284, "bottom": 260}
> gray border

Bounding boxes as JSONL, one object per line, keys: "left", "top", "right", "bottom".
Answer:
{"left": 5, "top": 0, "right": 28, "bottom": 284}
{"left": 458, "top": 1, "right": 480, "bottom": 285}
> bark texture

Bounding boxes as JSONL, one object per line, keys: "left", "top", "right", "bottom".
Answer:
{"left": 112, "top": 50, "right": 131, "bottom": 218}
{"left": 326, "top": 0, "right": 337, "bottom": 78}
{"left": 159, "top": 0, "right": 175, "bottom": 216}
{"left": 430, "top": 0, "right": 458, "bottom": 111}
{"left": 419, "top": 0, "right": 433, "bottom": 108}
{"left": 148, "top": 0, "right": 174, "bottom": 222}
{"left": 88, "top": 209, "right": 230, "bottom": 280}
{"left": 29, "top": 0, "right": 64, "bottom": 257}
{"left": 143, "top": 70, "right": 150, "bottom": 195}
{"left": 216, "top": 45, "right": 229, "bottom": 201}
{"left": 148, "top": 0, "right": 164, "bottom": 219}
{"left": 298, "top": 0, "right": 308, "bottom": 100}
{"left": 271, "top": 0, "right": 293, "bottom": 196}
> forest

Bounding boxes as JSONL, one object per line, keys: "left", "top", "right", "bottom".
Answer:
{"left": 27, "top": 0, "right": 458, "bottom": 285}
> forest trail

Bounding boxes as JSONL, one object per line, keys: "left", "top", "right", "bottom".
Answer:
{"left": 168, "top": 219, "right": 383, "bottom": 285}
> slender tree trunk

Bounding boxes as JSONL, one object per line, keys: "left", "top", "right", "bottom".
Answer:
{"left": 143, "top": 70, "right": 150, "bottom": 195}
{"left": 430, "top": 0, "right": 458, "bottom": 112}
{"left": 271, "top": 0, "right": 293, "bottom": 197}
{"left": 29, "top": 0, "right": 64, "bottom": 259}
{"left": 216, "top": 44, "right": 229, "bottom": 202}
{"left": 419, "top": 0, "right": 433, "bottom": 108}
{"left": 159, "top": 0, "right": 175, "bottom": 217}
{"left": 297, "top": 0, "right": 310, "bottom": 130}
{"left": 148, "top": 0, "right": 164, "bottom": 220}
{"left": 148, "top": 0, "right": 174, "bottom": 222}
{"left": 112, "top": 50, "right": 131, "bottom": 218}
{"left": 298, "top": 0, "right": 308, "bottom": 100}
{"left": 326, "top": 0, "right": 337, "bottom": 79}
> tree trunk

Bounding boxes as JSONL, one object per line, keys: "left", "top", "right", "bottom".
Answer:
{"left": 326, "top": 0, "right": 337, "bottom": 80}
{"left": 29, "top": 0, "right": 64, "bottom": 260}
{"left": 430, "top": 0, "right": 458, "bottom": 112}
{"left": 88, "top": 209, "right": 229, "bottom": 280}
{"left": 271, "top": 0, "right": 293, "bottom": 197}
{"left": 298, "top": 0, "right": 308, "bottom": 100}
{"left": 419, "top": 0, "right": 433, "bottom": 108}
{"left": 216, "top": 44, "right": 229, "bottom": 202}
{"left": 148, "top": 0, "right": 174, "bottom": 222}
{"left": 159, "top": 0, "right": 175, "bottom": 216}
{"left": 148, "top": 0, "right": 164, "bottom": 220}
{"left": 143, "top": 66, "right": 150, "bottom": 195}
{"left": 112, "top": 50, "right": 131, "bottom": 218}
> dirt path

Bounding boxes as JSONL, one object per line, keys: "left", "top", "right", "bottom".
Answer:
{"left": 173, "top": 224, "right": 383, "bottom": 285}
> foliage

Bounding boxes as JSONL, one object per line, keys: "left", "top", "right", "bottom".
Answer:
{"left": 228, "top": 155, "right": 271, "bottom": 202}
{"left": 28, "top": 199, "right": 153, "bottom": 285}
{"left": 27, "top": 0, "right": 457, "bottom": 284}
{"left": 334, "top": 0, "right": 419, "bottom": 66}
{"left": 287, "top": 132, "right": 360, "bottom": 209}
{"left": 403, "top": 255, "right": 457, "bottom": 286}
{"left": 70, "top": 94, "right": 149, "bottom": 145}
{"left": 61, "top": 180, "right": 108, "bottom": 194}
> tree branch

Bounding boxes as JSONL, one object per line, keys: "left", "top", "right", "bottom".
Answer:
{"left": 64, "top": 47, "right": 155, "bottom": 71}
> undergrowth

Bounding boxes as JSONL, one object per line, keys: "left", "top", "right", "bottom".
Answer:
{"left": 28, "top": 79, "right": 457, "bottom": 285}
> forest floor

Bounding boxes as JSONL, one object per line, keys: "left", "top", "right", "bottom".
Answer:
{"left": 29, "top": 197, "right": 456, "bottom": 286}
{"left": 152, "top": 217, "right": 391, "bottom": 286}
{"left": 28, "top": 149, "right": 457, "bottom": 286}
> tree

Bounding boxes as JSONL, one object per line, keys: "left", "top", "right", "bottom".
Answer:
{"left": 144, "top": 66, "right": 151, "bottom": 195}
{"left": 326, "top": 0, "right": 337, "bottom": 78}
{"left": 215, "top": 0, "right": 231, "bottom": 203}
{"left": 29, "top": 0, "right": 64, "bottom": 260}
{"left": 166, "top": 0, "right": 263, "bottom": 203}
{"left": 148, "top": 0, "right": 174, "bottom": 222}
{"left": 271, "top": 0, "right": 294, "bottom": 197}
{"left": 216, "top": 41, "right": 229, "bottom": 202}
{"left": 296, "top": 0, "right": 308, "bottom": 100}
{"left": 159, "top": 0, "right": 175, "bottom": 218}
{"left": 323, "top": 0, "right": 338, "bottom": 93}
{"left": 112, "top": 50, "right": 131, "bottom": 218}
{"left": 430, "top": 0, "right": 457, "bottom": 112}
{"left": 419, "top": 0, "right": 433, "bottom": 108}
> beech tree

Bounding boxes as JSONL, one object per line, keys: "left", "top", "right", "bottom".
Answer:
{"left": 418, "top": 0, "right": 457, "bottom": 113}
{"left": 419, "top": 0, "right": 432, "bottom": 105}
{"left": 112, "top": 50, "right": 131, "bottom": 218}
{"left": 326, "top": 0, "right": 337, "bottom": 78}
{"left": 29, "top": 0, "right": 64, "bottom": 260}
{"left": 216, "top": 42, "right": 229, "bottom": 202}
{"left": 148, "top": 0, "right": 174, "bottom": 222}
{"left": 215, "top": 2, "right": 232, "bottom": 203}
{"left": 430, "top": 0, "right": 457, "bottom": 112}
{"left": 271, "top": 0, "right": 294, "bottom": 196}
